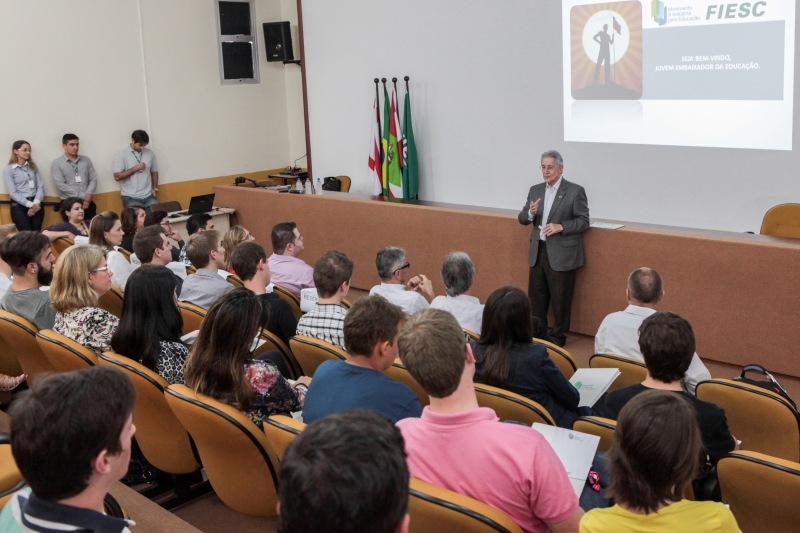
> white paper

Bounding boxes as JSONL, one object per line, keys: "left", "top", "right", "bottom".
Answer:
{"left": 73, "top": 235, "right": 89, "bottom": 244}
{"left": 300, "top": 288, "right": 319, "bottom": 312}
{"left": 167, "top": 262, "right": 188, "bottom": 280}
{"left": 265, "top": 283, "right": 274, "bottom": 293}
{"left": 569, "top": 368, "right": 621, "bottom": 407}
{"left": 532, "top": 423, "right": 600, "bottom": 497}
{"left": 180, "top": 330, "right": 200, "bottom": 345}
{"left": 217, "top": 269, "right": 231, "bottom": 279}
{"left": 590, "top": 222, "right": 624, "bottom": 230}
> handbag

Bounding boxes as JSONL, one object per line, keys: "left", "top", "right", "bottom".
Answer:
{"left": 733, "top": 364, "right": 796, "bottom": 409}
{"left": 322, "top": 177, "right": 341, "bottom": 191}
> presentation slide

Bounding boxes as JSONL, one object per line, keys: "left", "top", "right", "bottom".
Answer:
{"left": 562, "top": 1, "right": 796, "bottom": 150}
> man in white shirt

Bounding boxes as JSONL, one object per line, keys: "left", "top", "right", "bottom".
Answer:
{"left": 430, "top": 252, "right": 484, "bottom": 334}
{"left": 595, "top": 267, "right": 711, "bottom": 394}
{"left": 369, "top": 247, "right": 434, "bottom": 316}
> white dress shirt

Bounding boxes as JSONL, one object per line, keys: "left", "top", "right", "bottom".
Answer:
{"left": 369, "top": 283, "right": 430, "bottom": 316}
{"left": 430, "top": 294, "right": 484, "bottom": 333}
{"left": 594, "top": 304, "right": 712, "bottom": 394}
{"left": 539, "top": 176, "right": 562, "bottom": 241}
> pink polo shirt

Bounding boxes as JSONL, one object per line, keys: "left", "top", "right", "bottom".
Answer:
{"left": 267, "top": 253, "right": 315, "bottom": 296}
{"left": 397, "top": 407, "right": 578, "bottom": 533}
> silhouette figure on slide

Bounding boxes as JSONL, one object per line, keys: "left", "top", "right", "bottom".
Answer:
{"left": 593, "top": 24, "right": 614, "bottom": 85}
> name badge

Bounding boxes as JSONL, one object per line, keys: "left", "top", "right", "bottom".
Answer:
{"left": 27, "top": 179, "right": 34, "bottom": 189}
{"left": 75, "top": 175, "right": 82, "bottom": 184}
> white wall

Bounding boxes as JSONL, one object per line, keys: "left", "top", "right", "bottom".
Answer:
{"left": 0, "top": 0, "right": 302, "bottom": 196}
{"left": 301, "top": 0, "right": 800, "bottom": 232}
{"left": 281, "top": 0, "right": 309, "bottom": 165}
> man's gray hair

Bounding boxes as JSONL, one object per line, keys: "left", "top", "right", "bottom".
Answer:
{"left": 541, "top": 150, "right": 564, "bottom": 167}
{"left": 440, "top": 252, "right": 475, "bottom": 297}
{"left": 376, "top": 246, "right": 406, "bottom": 281}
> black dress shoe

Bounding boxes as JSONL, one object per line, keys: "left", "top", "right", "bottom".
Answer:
{"left": 551, "top": 336, "right": 567, "bottom": 348}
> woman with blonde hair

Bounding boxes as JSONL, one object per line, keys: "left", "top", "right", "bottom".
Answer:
{"left": 89, "top": 211, "right": 133, "bottom": 289}
{"left": 3, "top": 141, "right": 44, "bottom": 231}
{"left": 50, "top": 244, "right": 119, "bottom": 354}
{"left": 221, "top": 225, "right": 254, "bottom": 272}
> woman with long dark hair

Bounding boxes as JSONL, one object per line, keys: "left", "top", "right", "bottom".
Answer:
{"left": 111, "top": 265, "right": 187, "bottom": 384}
{"left": 119, "top": 206, "right": 146, "bottom": 253}
{"left": 184, "top": 288, "right": 311, "bottom": 427}
{"left": 44, "top": 197, "right": 90, "bottom": 239}
{"left": 473, "top": 286, "right": 589, "bottom": 428}
{"left": 89, "top": 211, "right": 132, "bottom": 289}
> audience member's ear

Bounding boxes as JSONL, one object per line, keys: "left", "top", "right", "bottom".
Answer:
{"left": 340, "top": 280, "right": 350, "bottom": 295}
{"left": 659, "top": 289, "right": 666, "bottom": 302}
{"left": 465, "top": 343, "right": 476, "bottom": 365}
{"left": 275, "top": 501, "right": 280, "bottom": 516}
{"left": 397, "top": 513, "right": 410, "bottom": 533}
{"left": 625, "top": 288, "right": 631, "bottom": 301}
{"left": 257, "top": 259, "right": 265, "bottom": 271}
{"left": 93, "top": 449, "right": 113, "bottom": 477}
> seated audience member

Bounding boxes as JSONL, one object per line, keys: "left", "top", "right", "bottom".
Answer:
{"left": 267, "top": 222, "right": 314, "bottom": 296}
{"left": 302, "top": 295, "right": 422, "bottom": 424}
{"left": 50, "top": 245, "right": 119, "bottom": 354}
{"left": 431, "top": 251, "right": 484, "bottom": 333}
{"left": 0, "top": 231, "right": 56, "bottom": 329}
{"left": 296, "top": 250, "right": 353, "bottom": 349}
{"left": 595, "top": 268, "right": 711, "bottom": 394}
{"left": 178, "top": 230, "right": 233, "bottom": 309}
{"left": 133, "top": 225, "right": 182, "bottom": 293}
{"left": 230, "top": 242, "right": 297, "bottom": 346}
{"left": 279, "top": 409, "right": 410, "bottom": 533}
{"left": 473, "top": 286, "right": 588, "bottom": 428}
{"left": 370, "top": 247, "right": 434, "bottom": 316}
{"left": 0, "top": 224, "right": 18, "bottom": 300}
{"left": 184, "top": 288, "right": 310, "bottom": 427}
{"left": 44, "top": 197, "right": 90, "bottom": 239}
{"left": 580, "top": 390, "right": 741, "bottom": 533}
{"left": 222, "top": 225, "right": 255, "bottom": 272}
{"left": 119, "top": 206, "right": 145, "bottom": 252}
{"left": 178, "top": 213, "right": 214, "bottom": 264}
{"left": 0, "top": 366, "right": 136, "bottom": 532}
{"left": 397, "top": 308, "right": 582, "bottom": 533}
{"left": 89, "top": 211, "right": 133, "bottom": 290}
{"left": 596, "top": 312, "right": 736, "bottom": 465}
{"left": 144, "top": 211, "right": 184, "bottom": 262}
{"left": 111, "top": 265, "right": 187, "bottom": 384}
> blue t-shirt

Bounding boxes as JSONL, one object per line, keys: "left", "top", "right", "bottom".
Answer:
{"left": 303, "top": 360, "right": 422, "bottom": 424}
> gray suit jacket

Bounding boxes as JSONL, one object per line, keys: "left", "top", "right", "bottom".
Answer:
{"left": 517, "top": 178, "right": 590, "bottom": 271}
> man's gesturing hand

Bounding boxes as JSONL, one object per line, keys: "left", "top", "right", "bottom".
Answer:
{"left": 529, "top": 198, "right": 541, "bottom": 217}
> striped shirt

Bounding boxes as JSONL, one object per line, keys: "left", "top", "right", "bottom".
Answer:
{"left": 0, "top": 489, "right": 134, "bottom": 533}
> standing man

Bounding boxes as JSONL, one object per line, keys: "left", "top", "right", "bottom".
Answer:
{"left": 50, "top": 134, "right": 98, "bottom": 220}
{"left": 518, "top": 150, "right": 589, "bottom": 347}
{"left": 113, "top": 130, "right": 159, "bottom": 213}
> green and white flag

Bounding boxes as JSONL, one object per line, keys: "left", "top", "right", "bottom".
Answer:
{"left": 402, "top": 90, "right": 419, "bottom": 199}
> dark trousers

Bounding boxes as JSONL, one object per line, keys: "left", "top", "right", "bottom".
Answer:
{"left": 10, "top": 201, "right": 44, "bottom": 232}
{"left": 528, "top": 240, "right": 576, "bottom": 342}
{"left": 83, "top": 200, "right": 97, "bottom": 222}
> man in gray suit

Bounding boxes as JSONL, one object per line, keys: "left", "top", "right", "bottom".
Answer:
{"left": 518, "top": 150, "right": 590, "bottom": 347}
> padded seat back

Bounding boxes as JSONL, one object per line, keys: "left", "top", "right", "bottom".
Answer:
{"left": 474, "top": 383, "right": 555, "bottom": 426}
{"left": 0, "top": 433, "right": 24, "bottom": 509}
{"left": 164, "top": 384, "right": 280, "bottom": 517}
{"left": 335, "top": 175, "right": 352, "bottom": 192}
{"left": 98, "top": 352, "right": 200, "bottom": 475}
{"left": 760, "top": 203, "right": 800, "bottom": 238}
{"left": 97, "top": 286, "right": 125, "bottom": 319}
{"left": 273, "top": 285, "right": 302, "bottom": 320}
{"left": 464, "top": 329, "right": 480, "bottom": 343}
{"left": 36, "top": 330, "right": 98, "bottom": 372}
{"left": 185, "top": 265, "right": 197, "bottom": 275}
{"left": 572, "top": 416, "right": 617, "bottom": 453}
{"left": 386, "top": 358, "right": 430, "bottom": 407}
{"left": 51, "top": 237, "right": 75, "bottom": 258}
{"left": 117, "top": 248, "right": 132, "bottom": 263}
{"left": 340, "top": 298, "right": 352, "bottom": 309}
{"left": 288, "top": 335, "right": 347, "bottom": 377}
{"left": 696, "top": 379, "right": 800, "bottom": 461}
{"left": 0, "top": 336, "right": 22, "bottom": 378}
{"left": 533, "top": 338, "right": 577, "bottom": 379}
{"left": 718, "top": 451, "right": 800, "bottom": 533}
{"left": 177, "top": 302, "right": 206, "bottom": 336}
{"left": 0, "top": 311, "right": 54, "bottom": 382}
{"left": 262, "top": 415, "right": 306, "bottom": 460}
{"left": 408, "top": 477, "right": 523, "bottom": 533}
{"left": 589, "top": 353, "right": 648, "bottom": 392}
{"left": 227, "top": 275, "right": 244, "bottom": 288}
{"left": 258, "top": 329, "right": 302, "bottom": 379}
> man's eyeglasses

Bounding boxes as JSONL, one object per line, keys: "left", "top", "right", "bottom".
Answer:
{"left": 539, "top": 165, "right": 560, "bottom": 172}
{"left": 394, "top": 262, "right": 410, "bottom": 274}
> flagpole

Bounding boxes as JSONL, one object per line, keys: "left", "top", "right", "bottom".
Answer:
{"left": 374, "top": 78, "right": 381, "bottom": 143}
{"left": 404, "top": 76, "right": 410, "bottom": 100}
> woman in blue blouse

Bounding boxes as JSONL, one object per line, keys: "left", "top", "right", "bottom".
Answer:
{"left": 4, "top": 141, "right": 44, "bottom": 231}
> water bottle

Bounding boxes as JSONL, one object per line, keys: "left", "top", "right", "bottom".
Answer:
{"left": 304, "top": 178, "right": 311, "bottom": 195}
{"left": 315, "top": 176, "right": 322, "bottom": 194}
{"left": 295, "top": 178, "right": 304, "bottom": 192}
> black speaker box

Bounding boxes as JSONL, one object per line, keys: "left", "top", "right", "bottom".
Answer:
{"left": 262, "top": 21, "right": 294, "bottom": 62}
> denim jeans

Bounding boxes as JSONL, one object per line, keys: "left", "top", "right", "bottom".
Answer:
{"left": 121, "top": 194, "right": 158, "bottom": 213}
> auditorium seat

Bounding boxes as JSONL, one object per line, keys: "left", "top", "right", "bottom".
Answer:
{"left": 226, "top": 274, "right": 244, "bottom": 288}
{"left": 177, "top": 302, "right": 206, "bottom": 336}
{"left": 51, "top": 236, "right": 75, "bottom": 258}
{"left": 36, "top": 330, "right": 98, "bottom": 372}
{"left": 0, "top": 311, "right": 55, "bottom": 383}
{"left": 533, "top": 338, "right": 577, "bottom": 379}
{"left": 117, "top": 248, "right": 133, "bottom": 263}
{"left": 760, "top": 203, "right": 800, "bottom": 238}
{"left": 572, "top": 416, "right": 617, "bottom": 453}
{"left": 258, "top": 328, "right": 302, "bottom": 379}
{"left": 97, "top": 285, "right": 125, "bottom": 319}
{"left": 0, "top": 433, "right": 24, "bottom": 508}
{"left": 336, "top": 175, "right": 352, "bottom": 192}
{"left": 386, "top": 358, "right": 430, "bottom": 407}
{"left": 289, "top": 335, "right": 347, "bottom": 376}
{"left": 341, "top": 298, "right": 352, "bottom": 309}
{"left": 464, "top": 328, "right": 480, "bottom": 343}
{"left": 262, "top": 415, "right": 306, "bottom": 460}
{"left": 696, "top": 379, "right": 800, "bottom": 461}
{"left": 0, "top": 336, "right": 22, "bottom": 381}
{"left": 273, "top": 284, "right": 302, "bottom": 319}
{"left": 474, "top": 383, "right": 555, "bottom": 426}
{"left": 589, "top": 353, "right": 648, "bottom": 392}
{"left": 164, "top": 384, "right": 281, "bottom": 517}
{"left": 185, "top": 265, "right": 197, "bottom": 275}
{"left": 718, "top": 451, "right": 800, "bottom": 533}
{"left": 408, "top": 477, "right": 523, "bottom": 533}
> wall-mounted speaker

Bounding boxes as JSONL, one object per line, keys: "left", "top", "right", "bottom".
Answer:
{"left": 263, "top": 21, "right": 294, "bottom": 62}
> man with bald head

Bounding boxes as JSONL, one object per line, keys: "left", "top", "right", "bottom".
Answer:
{"left": 594, "top": 267, "right": 711, "bottom": 394}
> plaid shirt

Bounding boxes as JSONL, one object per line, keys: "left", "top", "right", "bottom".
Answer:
{"left": 296, "top": 303, "right": 348, "bottom": 349}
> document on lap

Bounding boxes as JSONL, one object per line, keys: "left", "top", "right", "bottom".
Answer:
{"left": 569, "top": 368, "right": 621, "bottom": 407}
{"left": 532, "top": 423, "right": 600, "bottom": 497}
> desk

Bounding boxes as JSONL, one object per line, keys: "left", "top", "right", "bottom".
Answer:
{"left": 166, "top": 207, "right": 235, "bottom": 242}
{"left": 213, "top": 186, "right": 800, "bottom": 377}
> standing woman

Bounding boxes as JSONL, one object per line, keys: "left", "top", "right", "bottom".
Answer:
{"left": 120, "top": 206, "right": 146, "bottom": 253}
{"left": 89, "top": 211, "right": 133, "bottom": 290}
{"left": 3, "top": 141, "right": 44, "bottom": 231}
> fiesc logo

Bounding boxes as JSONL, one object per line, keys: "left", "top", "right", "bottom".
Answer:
{"left": 706, "top": 2, "right": 767, "bottom": 19}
